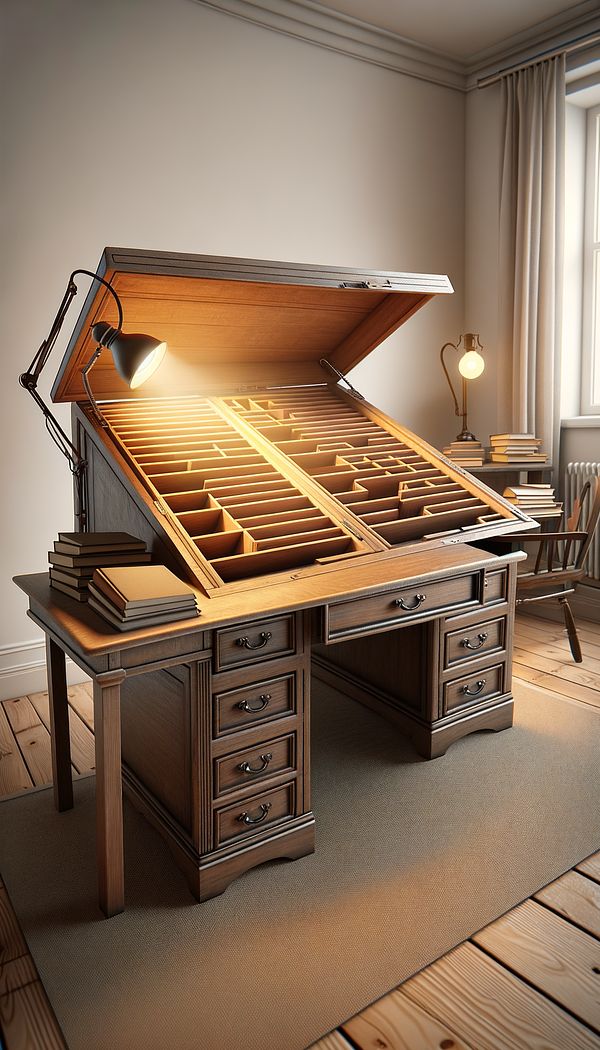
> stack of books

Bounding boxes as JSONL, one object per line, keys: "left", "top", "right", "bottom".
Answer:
{"left": 49, "top": 533, "right": 150, "bottom": 602}
{"left": 502, "top": 483, "right": 562, "bottom": 517}
{"left": 88, "top": 564, "right": 200, "bottom": 631}
{"left": 442, "top": 440, "right": 485, "bottom": 467}
{"left": 489, "top": 434, "right": 547, "bottom": 463}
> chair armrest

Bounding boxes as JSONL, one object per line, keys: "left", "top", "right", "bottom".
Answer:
{"left": 517, "top": 531, "right": 587, "bottom": 543}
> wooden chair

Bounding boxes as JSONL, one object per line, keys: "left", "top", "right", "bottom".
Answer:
{"left": 516, "top": 477, "right": 600, "bottom": 662}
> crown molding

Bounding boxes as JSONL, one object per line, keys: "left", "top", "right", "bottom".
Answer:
{"left": 193, "top": 0, "right": 600, "bottom": 93}
{"left": 465, "top": 1, "right": 600, "bottom": 88}
{"left": 193, "top": 0, "right": 466, "bottom": 90}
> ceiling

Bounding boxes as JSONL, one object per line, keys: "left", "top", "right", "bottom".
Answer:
{"left": 314, "top": 0, "right": 589, "bottom": 61}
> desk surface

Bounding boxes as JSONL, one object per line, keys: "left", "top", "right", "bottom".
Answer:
{"left": 14, "top": 545, "right": 520, "bottom": 658}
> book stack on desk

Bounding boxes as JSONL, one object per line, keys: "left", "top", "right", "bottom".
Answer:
{"left": 442, "top": 440, "right": 485, "bottom": 467}
{"left": 88, "top": 564, "right": 200, "bottom": 631}
{"left": 502, "top": 483, "right": 562, "bottom": 518}
{"left": 489, "top": 434, "right": 547, "bottom": 463}
{"left": 49, "top": 533, "right": 151, "bottom": 602}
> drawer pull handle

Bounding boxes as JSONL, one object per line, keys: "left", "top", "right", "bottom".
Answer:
{"left": 461, "top": 679, "right": 486, "bottom": 696}
{"left": 238, "top": 694, "right": 271, "bottom": 713}
{"left": 238, "top": 802, "right": 272, "bottom": 825}
{"left": 393, "top": 592, "right": 426, "bottom": 611}
{"left": 460, "top": 632, "right": 488, "bottom": 651}
{"left": 238, "top": 753, "right": 273, "bottom": 775}
{"left": 236, "top": 631, "right": 272, "bottom": 650}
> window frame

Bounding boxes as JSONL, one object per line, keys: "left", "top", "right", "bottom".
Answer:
{"left": 581, "top": 102, "right": 600, "bottom": 415}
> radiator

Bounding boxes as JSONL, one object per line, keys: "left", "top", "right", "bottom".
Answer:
{"left": 565, "top": 462, "right": 600, "bottom": 581}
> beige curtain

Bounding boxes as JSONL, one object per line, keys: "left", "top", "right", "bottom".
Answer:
{"left": 498, "top": 54, "right": 565, "bottom": 469}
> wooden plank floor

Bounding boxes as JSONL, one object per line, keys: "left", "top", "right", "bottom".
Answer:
{"left": 0, "top": 683, "right": 95, "bottom": 799}
{"left": 1, "top": 612, "right": 599, "bottom": 1050}
{"left": 311, "top": 612, "right": 600, "bottom": 1050}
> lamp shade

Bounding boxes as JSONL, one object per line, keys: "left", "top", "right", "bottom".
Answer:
{"left": 92, "top": 321, "right": 167, "bottom": 389}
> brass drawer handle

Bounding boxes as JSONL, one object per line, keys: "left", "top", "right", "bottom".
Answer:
{"left": 393, "top": 593, "right": 426, "bottom": 611}
{"left": 236, "top": 631, "right": 272, "bottom": 650}
{"left": 238, "top": 753, "right": 273, "bottom": 775}
{"left": 238, "top": 693, "right": 271, "bottom": 713}
{"left": 238, "top": 802, "right": 272, "bottom": 825}
{"left": 460, "top": 631, "right": 488, "bottom": 651}
{"left": 461, "top": 678, "right": 486, "bottom": 696}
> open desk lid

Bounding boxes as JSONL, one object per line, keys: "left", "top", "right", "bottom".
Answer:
{"left": 51, "top": 247, "right": 453, "bottom": 403}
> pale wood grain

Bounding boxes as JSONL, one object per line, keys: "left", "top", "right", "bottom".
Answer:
{"left": 2, "top": 699, "right": 54, "bottom": 787}
{"left": 473, "top": 898, "right": 600, "bottom": 1031}
{"left": 2, "top": 698, "right": 40, "bottom": 734}
{"left": 28, "top": 691, "right": 95, "bottom": 775}
{"left": 512, "top": 646, "right": 563, "bottom": 673}
{"left": 535, "top": 870, "right": 600, "bottom": 938}
{"left": 513, "top": 638, "right": 600, "bottom": 674}
{"left": 515, "top": 619, "right": 600, "bottom": 655}
{"left": 66, "top": 682, "right": 94, "bottom": 731}
{"left": 515, "top": 670, "right": 600, "bottom": 709}
{"left": 577, "top": 852, "right": 600, "bottom": 886}
{"left": 0, "top": 704, "right": 32, "bottom": 797}
{"left": 403, "top": 940, "right": 600, "bottom": 1050}
{"left": 309, "top": 1032, "right": 355, "bottom": 1050}
{"left": 342, "top": 986, "right": 471, "bottom": 1050}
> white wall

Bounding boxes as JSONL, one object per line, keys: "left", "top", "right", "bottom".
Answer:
{"left": 464, "top": 81, "right": 504, "bottom": 441}
{"left": 1, "top": 0, "right": 465, "bottom": 696}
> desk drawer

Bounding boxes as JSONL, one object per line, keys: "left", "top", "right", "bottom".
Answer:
{"left": 214, "top": 733, "right": 295, "bottom": 797}
{"left": 443, "top": 662, "right": 505, "bottom": 716}
{"left": 215, "top": 615, "right": 296, "bottom": 671}
{"left": 325, "top": 572, "right": 478, "bottom": 642}
{"left": 444, "top": 616, "right": 506, "bottom": 670}
{"left": 213, "top": 672, "right": 297, "bottom": 737}
{"left": 215, "top": 782, "right": 295, "bottom": 845}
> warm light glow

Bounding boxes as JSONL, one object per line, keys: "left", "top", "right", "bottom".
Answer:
{"left": 130, "top": 342, "right": 168, "bottom": 388}
{"left": 458, "top": 349, "right": 485, "bottom": 380}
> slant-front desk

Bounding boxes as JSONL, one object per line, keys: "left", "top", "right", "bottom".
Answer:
{"left": 36, "top": 249, "right": 531, "bottom": 907}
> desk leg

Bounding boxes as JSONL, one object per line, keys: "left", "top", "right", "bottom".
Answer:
{"left": 45, "top": 636, "right": 73, "bottom": 812}
{"left": 93, "top": 671, "right": 125, "bottom": 918}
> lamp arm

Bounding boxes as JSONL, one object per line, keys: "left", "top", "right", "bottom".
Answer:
{"left": 19, "top": 268, "right": 124, "bottom": 529}
{"left": 82, "top": 346, "right": 107, "bottom": 428}
{"left": 439, "top": 339, "right": 462, "bottom": 418}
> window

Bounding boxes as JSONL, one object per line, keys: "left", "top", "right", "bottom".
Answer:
{"left": 582, "top": 103, "right": 600, "bottom": 414}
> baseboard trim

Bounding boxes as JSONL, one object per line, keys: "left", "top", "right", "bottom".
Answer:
{"left": 0, "top": 639, "right": 89, "bottom": 702}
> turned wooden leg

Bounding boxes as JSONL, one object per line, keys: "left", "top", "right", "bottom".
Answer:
{"left": 45, "top": 636, "right": 73, "bottom": 812}
{"left": 559, "top": 596, "right": 583, "bottom": 663}
{"left": 93, "top": 670, "right": 125, "bottom": 918}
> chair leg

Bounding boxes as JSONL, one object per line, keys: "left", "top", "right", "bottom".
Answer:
{"left": 558, "top": 596, "right": 583, "bottom": 663}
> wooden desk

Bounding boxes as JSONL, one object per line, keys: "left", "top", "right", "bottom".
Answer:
{"left": 15, "top": 547, "right": 522, "bottom": 917}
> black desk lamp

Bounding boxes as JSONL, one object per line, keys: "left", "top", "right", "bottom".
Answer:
{"left": 20, "top": 268, "right": 167, "bottom": 527}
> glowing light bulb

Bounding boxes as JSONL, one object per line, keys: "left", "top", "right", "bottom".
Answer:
{"left": 458, "top": 350, "right": 485, "bottom": 380}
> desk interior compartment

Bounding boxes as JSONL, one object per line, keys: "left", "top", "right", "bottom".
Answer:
{"left": 55, "top": 249, "right": 531, "bottom": 595}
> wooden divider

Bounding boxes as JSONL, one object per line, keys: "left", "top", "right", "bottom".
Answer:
{"left": 222, "top": 389, "right": 504, "bottom": 545}
{"left": 101, "top": 397, "right": 361, "bottom": 584}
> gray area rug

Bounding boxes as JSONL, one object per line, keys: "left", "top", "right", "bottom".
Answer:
{"left": 1, "top": 680, "right": 598, "bottom": 1050}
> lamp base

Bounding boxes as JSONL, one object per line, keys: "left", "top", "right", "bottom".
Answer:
{"left": 455, "top": 428, "right": 479, "bottom": 442}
